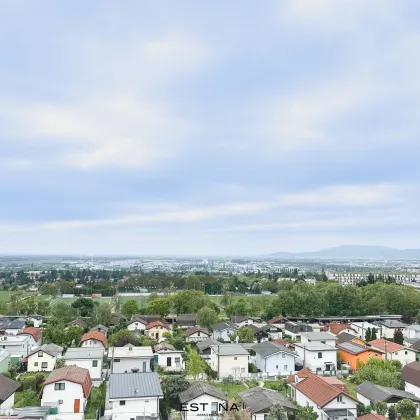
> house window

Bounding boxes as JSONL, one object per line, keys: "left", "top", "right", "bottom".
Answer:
{"left": 241, "top": 368, "right": 245, "bottom": 373}
{"left": 405, "top": 351, "right": 408, "bottom": 355}
{"left": 198, "top": 332, "right": 201, "bottom": 336}
{"left": 114, "top": 359, "right": 120, "bottom": 362}
{"left": 54, "top": 383, "right": 65, "bottom": 391}
{"left": 282, "top": 353, "right": 286, "bottom": 358}
{"left": 276, "top": 365, "right": 278, "bottom": 369}
{"left": 318, "top": 352, "right": 322, "bottom": 358}
{"left": 284, "top": 365, "right": 287, "bottom": 371}
{"left": 167, "top": 357, "right": 172, "bottom": 367}
{"left": 234, "top": 357, "right": 238, "bottom": 360}
{"left": 38, "top": 351, "right": 43, "bottom": 357}
{"left": 93, "top": 360, "right": 98, "bottom": 367}
{"left": 211, "top": 402, "right": 218, "bottom": 415}
{"left": 120, "top": 401, "right": 126, "bottom": 406}
{"left": 34, "top": 362, "right": 38, "bottom": 366}
{"left": 41, "top": 362, "right": 48, "bottom": 369}
{"left": 175, "top": 357, "right": 181, "bottom": 363}
{"left": 337, "top": 396, "right": 343, "bottom": 402}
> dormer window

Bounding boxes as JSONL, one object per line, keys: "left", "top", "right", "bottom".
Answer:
{"left": 38, "top": 351, "right": 43, "bottom": 357}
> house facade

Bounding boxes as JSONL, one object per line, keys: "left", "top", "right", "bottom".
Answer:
{"left": 0, "top": 349, "right": 10, "bottom": 373}
{"left": 0, "top": 375, "right": 21, "bottom": 415}
{"left": 184, "top": 328, "right": 211, "bottom": 343}
{"left": 17, "top": 327, "right": 42, "bottom": 350}
{"left": 294, "top": 343, "right": 337, "bottom": 373}
{"left": 63, "top": 347, "right": 104, "bottom": 385}
{"left": 253, "top": 342, "right": 296, "bottom": 375}
{"left": 211, "top": 322, "right": 237, "bottom": 342}
{"left": 209, "top": 344, "right": 249, "bottom": 378}
{"left": 155, "top": 343, "right": 184, "bottom": 371}
{"left": 368, "top": 339, "right": 417, "bottom": 366}
{"left": 126, "top": 317, "right": 148, "bottom": 332}
{"left": 230, "top": 316, "right": 255, "bottom": 328}
{"left": 376, "top": 320, "right": 409, "bottom": 339}
{"left": 301, "top": 332, "right": 337, "bottom": 347}
{"left": 284, "top": 322, "right": 313, "bottom": 340}
{"left": 80, "top": 331, "right": 107, "bottom": 349}
{"left": 338, "top": 342, "right": 383, "bottom": 371}
{"left": 109, "top": 345, "right": 153, "bottom": 373}
{"left": 27, "top": 343, "right": 63, "bottom": 372}
{"left": 146, "top": 321, "right": 170, "bottom": 342}
{"left": 402, "top": 362, "right": 420, "bottom": 399}
{"left": 0, "top": 335, "right": 30, "bottom": 358}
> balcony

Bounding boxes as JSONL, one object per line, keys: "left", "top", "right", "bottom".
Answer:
{"left": 322, "top": 409, "right": 355, "bottom": 420}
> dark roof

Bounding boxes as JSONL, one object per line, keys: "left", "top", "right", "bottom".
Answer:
{"left": 337, "top": 332, "right": 359, "bottom": 344}
{"left": 230, "top": 316, "right": 254, "bottom": 323}
{"left": 338, "top": 342, "right": 381, "bottom": 355}
{"left": 0, "top": 374, "right": 21, "bottom": 403}
{"left": 0, "top": 318, "right": 26, "bottom": 330}
{"left": 261, "top": 324, "right": 282, "bottom": 333}
{"left": 90, "top": 324, "right": 109, "bottom": 333}
{"left": 355, "top": 381, "right": 420, "bottom": 403}
{"left": 378, "top": 320, "right": 408, "bottom": 328}
{"left": 212, "top": 322, "right": 237, "bottom": 331}
{"left": 239, "top": 387, "right": 296, "bottom": 413}
{"left": 244, "top": 324, "right": 268, "bottom": 336}
{"left": 252, "top": 341, "right": 294, "bottom": 358}
{"left": 28, "top": 343, "right": 63, "bottom": 358}
{"left": 410, "top": 339, "right": 420, "bottom": 352}
{"left": 128, "top": 316, "right": 149, "bottom": 326}
{"left": 402, "top": 362, "right": 420, "bottom": 387}
{"left": 71, "top": 319, "right": 88, "bottom": 328}
{"left": 177, "top": 314, "right": 197, "bottom": 326}
{"left": 196, "top": 339, "right": 219, "bottom": 352}
{"left": 109, "top": 373, "right": 163, "bottom": 399}
{"left": 184, "top": 327, "right": 210, "bottom": 337}
{"left": 179, "top": 382, "right": 226, "bottom": 403}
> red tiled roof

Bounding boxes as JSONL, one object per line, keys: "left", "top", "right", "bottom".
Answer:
{"left": 147, "top": 321, "right": 168, "bottom": 330}
{"left": 294, "top": 371, "right": 357, "bottom": 407}
{"left": 287, "top": 368, "right": 312, "bottom": 383}
{"left": 368, "top": 338, "right": 406, "bottom": 353}
{"left": 268, "top": 316, "right": 285, "bottom": 324}
{"left": 357, "top": 414, "right": 387, "bottom": 420}
{"left": 320, "top": 376, "right": 348, "bottom": 392}
{"left": 44, "top": 365, "right": 92, "bottom": 398}
{"left": 18, "top": 327, "right": 42, "bottom": 342}
{"left": 80, "top": 331, "right": 107, "bottom": 348}
{"left": 329, "top": 323, "right": 355, "bottom": 335}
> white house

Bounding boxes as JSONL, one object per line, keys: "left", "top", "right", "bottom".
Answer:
{"left": 27, "top": 315, "right": 43, "bottom": 328}
{"left": 0, "top": 349, "right": 10, "bottom": 373}
{"left": 154, "top": 342, "right": 184, "bottom": 371}
{"left": 368, "top": 339, "right": 417, "bottom": 366}
{"left": 284, "top": 322, "right": 313, "bottom": 340}
{"left": 0, "top": 318, "right": 26, "bottom": 335}
{"left": 211, "top": 322, "right": 237, "bottom": 342}
{"left": 294, "top": 342, "right": 337, "bottom": 373}
{"left": 41, "top": 365, "right": 92, "bottom": 420}
{"left": 126, "top": 317, "right": 148, "bottom": 332}
{"left": 230, "top": 316, "right": 255, "bottom": 328}
{"left": 407, "top": 325, "right": 420, "bottom": 340}
{"left": 403, "top": 362, "right": 420, "bottom": 398}
{"left": 17, "top": 327, "right": 42, "bottom": 350}
{"left": 107, "top": 372, "right": 163, "bottom": 420}
{"left": 209, "top": 344, "right": 249, "bottom": 378}
{"left": 356, "top": 381, "right": 420, "bottom": 414}
{"left": 239, "top": 387, "right": 297, "bottom": 420}
{"left": 109, "top": 345, "right": 153, "bottom": 374}
{"left": 350, "top": 322, "right": 380, "bottom": 340}
{"left": 79, "top": 331, "right": 107, "bottom": 349}
{"left": 179, "top": 382, "right": 227, "bottom": 420}
{"left": 0, "top": 335, "right": 30, "bottom": 358}
{"left": 63, "top": 347, "right": 104, "bottom": 385}
{"left": 184, "top": 327, "right": 211, "bottom": 343}
{"left": 0, "top": 375, "right": 21, "bottom": 415}
{"left": 376, "top": 320, "right": 409, "bottom": 339}
{"left": 27, "top": 343, "right": 63, "bottom": 372}
{"left": 289, "top": 370, "right": 358, "bottom": 420}
{"left": 261, "top": 324, "right": 283, "bottom": 340}
{"left": 146, "top": 321, "right": 171, "bottom": 342}
{"left": 301, "top": 332, "right": 337, "bottom": 347}
{"left": 252, "top": 341, "right": 296, "bottom": 375}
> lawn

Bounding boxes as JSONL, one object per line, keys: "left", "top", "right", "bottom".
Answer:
{"left": 339, "top": 377, "right": 358, "bottom": 398}
{"left": 263, "top": 381, "right": 285, "bottom": 391}
{"left": 85, "top": 384, "right": 106, "bottom": 419}
{"left": 211, "top": 382, "right": 247, "bottom": 400}
{"left": 14, "top": 390, "right": 41, "bottom": 408}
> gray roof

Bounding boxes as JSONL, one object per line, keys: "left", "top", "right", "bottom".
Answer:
{"left": 239, "top": 387, "right": 297, "bottom": 413}
{"left": 184, "top": 327, "right": 210, "bottom": 337}
{"left": 302, "top": 332, "right": 336, "bottom": 341}
{"left": 12, "top": 406, "right": 51, "bottom": 419}
{"left": 91, "top": 324, "right": 109, "bottom": 332}
{"left": 252, "top": 342, "right": 295, "bottom": 358}
{"left": 355, "top": 381, "right": 420, "bottom": 403}
{"left": 230, "top": 316, "right": 254, "bottom": 323}
{"left": 405, "top": 337, "right": 420, "bottom": 345}
{"left": 28, "top": 343, "right": 63, "bottom": 358}
{"left": 154, "top": 342, "right": 176, "bottom": 352}
{"left": 179, "top": 382, "right": 227, "bottom": 403}
{"left": 294, "top": 342, "right": 336, "bottom": 351}
{"left": 338, "top": 342, "right": 373, "bottom": 355}
{"left": 212, "top": 322, "right": 237, "bottom": 331}
{"left": 210, "top": 344, "right": 249, "bottom": 356}
{"left": 109, "top": 372, "right": 163, "bottom": 399}
{"left": 0, "top": 374, "right": 21, "bottom": 403}
{"left": 0, "top": 317, "right": 26, "bottom": 329}
{"left": 378, "top": 320, "right": 408, "bottom": 329}
{"left": 411, "top": 339, "right": 420, "bottom": 352}
{"left": 197, "top": 339, "right": 219, "bottom": 352}
{"left": 261, "top": 324, "right": 282, "bottom": 333}
{"left": 408, "top": 325, "right": 420, "bottom": 332}
{"left": 64, "top": 347, "right": 104, "bottom": 360}
{"left": 337, "top": 332, "right": 358, "bottom": 344}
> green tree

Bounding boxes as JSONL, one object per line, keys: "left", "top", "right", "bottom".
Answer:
{"left": 388, "top": 405, "right": 396, "bottom": 420}
{"left": 186, "top": 348, "right": 207, "bottom": 378}
{"left": 91, "top": 303, "right": 112, "bottom": 326}
{"left": 396, "top": 399, "right": 417, "bottom": 419}
{"left": 72, "top": 298, "right": 95, "bottom": 317}
{"left": 197, "top": 307, "right": 218, "bottom": 330}
{"left": 161, "top": 375, "right": 190, "bottom": 409}
{"left": 371, "top": 328, "right": 378, "bottom": 340}
{"left": 365, "top": 327, "right": 372, "bottom": 342}
{"left": 237, "top": 326, "right": 255, "bottom": 343}
{"left": 394, "top": 329, "right": 404, "bottom": 345}
{"left": 50, "top": 302, "right": 77, "bottom": 324}
{"left": 39, "top": 283, "right": 58, "bottom": 296}
{"left": 13, "top": 389, "right": 39, "bottom": 408}
{"left": 266, "top": 404, "right": 288, "bottom": 420}
{"left": 374, "top": 401, "right": 388, "bottom": 416}
{"left": 146, "top": 297, "right": 171, "bottom": 317}
{"left": 121, "top": 299, "right": 140, "bottom": 318}
{"left": 109, "top": 330, "right": 140, "bottom": 347}
{"left": 357, "top": 404, "right": 372, "bottom": 417}
{"left": 355, "top": 358, "right": 402, "bottom": 389}
{"left": 296, "top": 406, "right": 318, "bottom": 420}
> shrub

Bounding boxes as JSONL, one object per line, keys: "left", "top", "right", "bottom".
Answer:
{"left": 248, "top": 363, "right": 257, "bottom": 373}
{"left": 23, "top": 377, "right": 37, "bottom": 391}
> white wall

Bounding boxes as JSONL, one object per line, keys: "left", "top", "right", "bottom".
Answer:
{"left": 390, "top": 349, "right": 417, "bottom": 366}
{"left": 356, "top": 393, "right": 371, "bottom": 407}
{"left": 186, "top": 332, "right": 211, "bottom": 343}
{"left": 19, "top": 335, "right": 41, "bottom": 351}
{"left": 381, "top": 326, "right": 409, "bottom": 339}
{"left": 28, "top": 352, "right": 56, "bottom": 372}
{"left": 301, "top": 336, "right": 336, "bottom": 347}
{"left": 181, "top": 394, "right": 226, "bottom": 420}
{"left": 234, "top": 319, "right": 254, "bottom": 328}
{"left": 406, "top": 382, "right": 420, "bottom": 399}
{"left": 127, "top": 322, "right": 146, "bottom": 332}
{"left": 64, "top": 358, "right": 103, "bottom": 381}
{"left": 267, "top": 331, "right": 283, "bottom": 340}
{"left": 111, "top": 357, "right": 151, "bottom": 374}
{"left": 157, "top": 351, "right": 184, "bottom": 371}
{"left": 212, "top": 329, "right": 236, "bottom": 341}
{"left": 42, "top": 381, "right": 86, "bottom": 414}
{"left": 110, "top": 396, "right": 160, "bottom": 420}
{"left": 210, "top": 352, "right": 249, "bottom": 378}
{"left": 0, "top": 337, "right": 30, "bottom": 358}
{"left": 81, "top": 339, "right": 105, "bottom": 349}
{"left": 0, "top": 393, "right": 15, "bottom": 414}
{"left": 255, "top": 352, "right": 295, "bottom": 374}
{"left": 147, "top": 327, "right": 170, "bottom": 342}
{"left": 294, "top": 347, "right": 337, "bottom": 372}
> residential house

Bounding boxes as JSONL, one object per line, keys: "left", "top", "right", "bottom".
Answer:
{"left": 146, "top": 321, "right": 170, "bottom": 342}
{"left": 0, "top": 375, "right": 21, "bottom": 414}
{"left": 284, "top": 322, "right": 312, "bottom": 340}
{"left": 177, "top": 314, "right": 197, "bottom": 329}
{"left": 336, "top": 332, "right": 365, "bottom": 346}
{"left": 407, "top": 325, "right": 420, "bottom": 340}
{"left": 402, "top": 362, "right": 420, "bottom": 399}
{"left": 196, "top": 339, "right": 219, "bottom": 362}
{"left": 41, "top": 365, "right": 92, "bottom": 419}
{"left": 27, "top": 343, "right": 63, "bottom": 372}
{"left": 63, "top": 347, "right": 104, "bottom": 385}
{"left": 0, "top": 335, "right": 30, "bottom": 359}
{"left": 294, "top": 342, "right": 337, "bottom": 373}
{"left": 244, "top": 325, "right": 269, "bottom": 343}
{"left": 154, "top": 342, "right": 184, "bottom": 371}
{"left": 252, "top": 341, "right": 296, "bottom": 375}
{"left": 368, "top": 338, "right": 416, "bottom": 366}
{"left": 0, "top": 349, "right": 10, "bottom": 373}
{"left": 375, "top": 320, "right": 409, "bottom": 339}
{"left": 301, "top": 332, "right": 337, "bottom": 347}
{"left": 410, "top": 340, "right": 420, "bottom": 361}
{"left": 80, "top": 331, "right": 107, "bottom": 349}
{"left": 239, "top": 387, "right": 297, "bottom": 420}
{"left": 90, "top": 325, "right": 109, "bottom": 337}
{"left": 337, "top": 342, "right": 383, "bottom": 371}
{"left": 261, "top": 324, "right": 283, "bottom": 340}
{"left": 109, "top": 345, "right": 153, "bottom": 373}
{"left": 268, "top": 316, "right": 286, "bottom": 329}
{"left": 110, "top": 316, "right": 126, "bottom": 327}
{"left": 184, "top": 327, "right": 211, "bottom": 343}
{"left": 17, "top": 327, "right": 42, "bottom": 350}
{"left": 322, "top": 323, "right": 358, "bottom": 337}
{"left": 126, "top": 316, "right": 148, "bottom": 332}
{"left": 356, "top": 381, "right": 420, "bottom": 414}
{"left": 289, "top": 370, "right": 358, "bottom": 420}
{"left": 70, "top": 319, "right": 88, "bottom": 329}
{"left": 108, "top": 372, "right": 163, "bottom": 420}
{"left": 179, "top": 382, "right": 227, "bottom": 420}
{"left": 230, "top": 316, "right": 255, "bottom": 328}
{"left": 350, "top": 322, "right": 379, "bottom": 340}
{"left": 211, "top": 322, "right": 237, "bottom": 342}
{"left": 27, "top": 315, "right": 43, "bottom": 328}
{"left": 357, "top": 414, "right": 387, "bottom": 420}
{"left": 0, "top": 318, "right": 26, "bottom": 335}
{"left": 210, "top": 344, "right": 249, "bottom": 378}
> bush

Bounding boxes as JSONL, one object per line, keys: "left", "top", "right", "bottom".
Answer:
{"left": 35, "top": 374, "right": 45, "bottom": 390}
{"left": 222, "top": 376, "right": 240, "bottom": 385}
{"left": 248, "top": 363, "right": 257, "bottom": 373}
{"left": 23, "top": 377, "right": 37, "bottom": 391}
{"left": 1, "top": 371, "right": 11, "bottom": 378}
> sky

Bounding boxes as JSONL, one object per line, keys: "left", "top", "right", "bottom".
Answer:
{"left": 1, "top": 0, "right": 420, "bottom": 255}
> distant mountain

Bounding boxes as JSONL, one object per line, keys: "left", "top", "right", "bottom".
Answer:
{"left": 269, "top": 245, "right": 420, "bottom": 260}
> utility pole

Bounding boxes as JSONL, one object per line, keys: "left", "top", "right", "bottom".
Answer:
{"left": 384, "top": 340, "right": 388, "bottom": 361}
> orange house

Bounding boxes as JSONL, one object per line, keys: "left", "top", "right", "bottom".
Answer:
{"left": 338, "top": 342, "right": 384, "bottom": 371}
